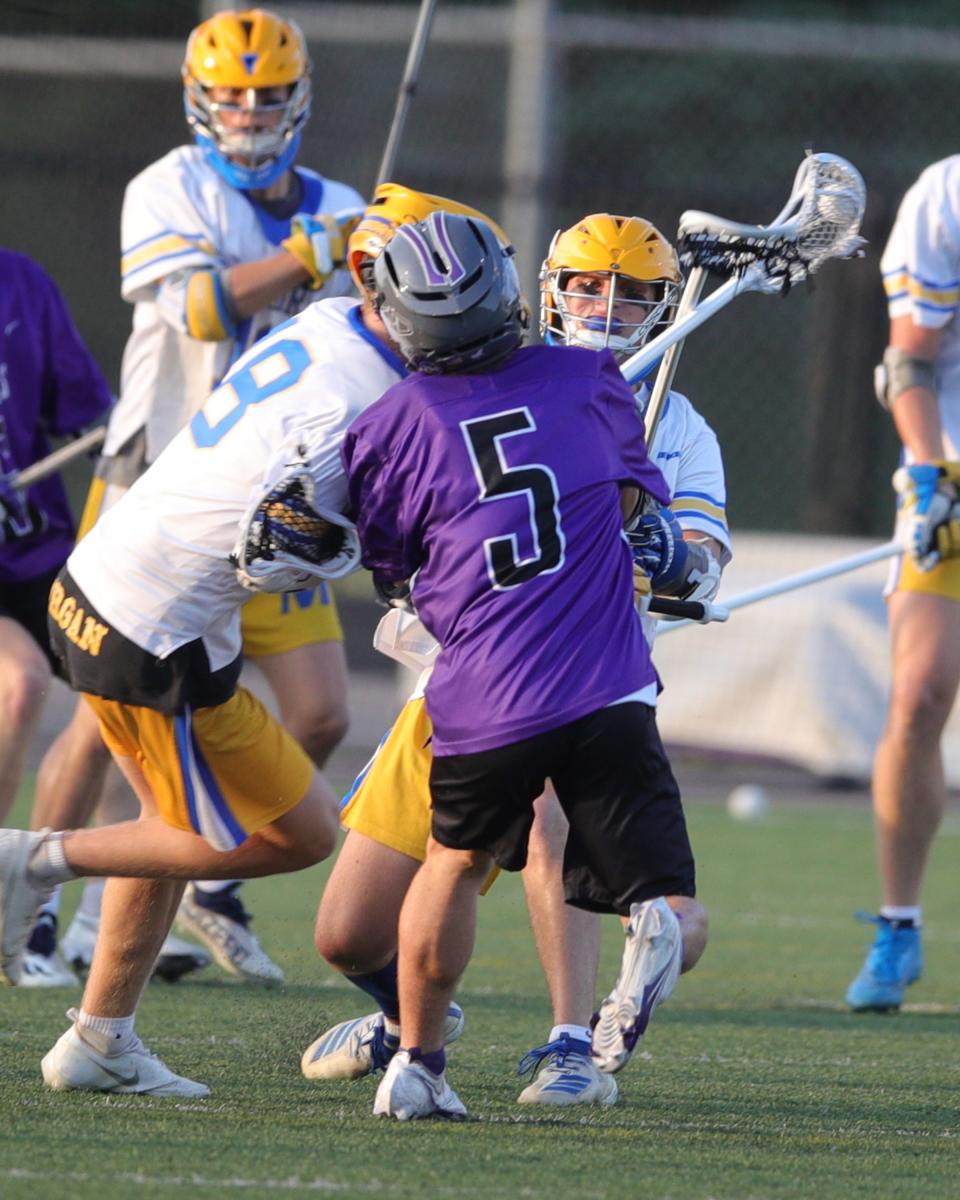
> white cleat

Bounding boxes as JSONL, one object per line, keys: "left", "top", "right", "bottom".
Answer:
{"left": 19, "top": 949, "right": 80, "bottom": 989}
{"left": 60, "top": 908, "right": 212, "bottom": 982}
{"left": 41, "top": 1009, "right": 210, "bottom": 1097}
{"left": 517, "top": 1035, "right": 619, "bottom": 1106}
{"left": 0, "top": 829, "right": 54, "bottom": 986}
{"left": 591, "top": 897, "right": 683, "bottom": 1075}
{"left": 59, "top": 908, "right": 100, "bottom": 972}
{"left": 176, "top": 885, "right": 284, "bottom": 985}
{"left": 373, "top": 1050, "right": 467, "bottom": 1121}
{"left": 301, "top": 1003, "right": 465, "bottom": 1081}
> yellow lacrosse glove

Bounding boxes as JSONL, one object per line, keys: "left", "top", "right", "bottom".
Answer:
{"left": 282, "top": 209, "right": 362, "bottom": 290}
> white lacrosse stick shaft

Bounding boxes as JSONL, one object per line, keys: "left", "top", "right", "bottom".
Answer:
{"left": 656, "top": 538, "right": 903, "bottom": 636}
{"left": 643, "top": 265, "right": 708, "bottom": 443}
{"left": 9, "top": 425, "right": 107, "bottom": 490}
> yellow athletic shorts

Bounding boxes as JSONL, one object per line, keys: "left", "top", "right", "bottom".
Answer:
{"left": 891, "top": 552, "right": 960, "bottom": 600}
{"left": 342, "top": 696, "right": 434, "bottom": 860}
{"left": 341, "top": 696, "right": 500, "bottom": 891}
{"left": 85, "top": 686, "right": 314, "bottom": 852}
{"left": 78, "top": 477, "right": 344, "bottom": 655}
{"left": 240, "top": 585, "right": 343, "bottom": 657}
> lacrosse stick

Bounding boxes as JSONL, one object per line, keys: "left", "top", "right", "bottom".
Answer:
{"left": 643, "top": 266, "right": 707, "bottom": 444}
{"left": 374, "top": 0, "right": 438, "bottom": 189}
{"left": 655, "top": 537, "right": 902, "bottom": 637}
{"left": 8, "top": 425, "right": 107, "bottom": 491}
{"left": 622, "top": 151, "right": 867, "bottom": 390}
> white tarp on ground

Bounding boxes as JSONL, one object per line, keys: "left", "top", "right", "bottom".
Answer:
{"left": 652, "top": 532, "right": 924, "bottom": 784}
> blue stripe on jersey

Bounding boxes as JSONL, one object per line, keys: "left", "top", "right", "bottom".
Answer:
{"left": 886, "top": 293, "right": 959, "bottom": 314}
{"left": 882, "top": 265, "right": 960, "bottom": 288}
{"left": 123, "top": 245, "right": 212, "bottom": 283}
{"left": 673, "top": 488, "right": 724, "bottom": 505}
{"left": 175, "top": 713, "right": 201, "bottom": 838}
{"left": 347, "top": 304, "right": 408, "bottom": 376}
{"left": 673, "top": 508, "right": 729, "bottom": 535}
{"left": 122, "top": 228, "right": 212, "bottom": 257}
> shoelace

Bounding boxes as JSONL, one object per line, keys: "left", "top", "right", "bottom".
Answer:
{"left": 359, "top": 1019, "right": 398, "bottom": 1072}
{"left": 516, "top": 1034, "right": 591, "bottom": 1079}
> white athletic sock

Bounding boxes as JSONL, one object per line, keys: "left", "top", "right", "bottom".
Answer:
{"left": 383, "top": 1018, "right": 401, "bottom": 1042}
{"left": 37, "top": 884, "right": 62, "bottom": 918}
{"left": 75, "top": 1008, "right": 137, "bottom": 1055}
{"left": 26, "top": 832, "right": 77, "bottom": 886}
{"left": 880, "top": 905, "right": 922, "bottom": 926}
{"left": 193, "top": 880, "right": 240, "bottom": 894}
{"left": 549, "top": 1023, "right": 592, "bottom": 1046}
{"left": 77, "top": 877, "right": 106, "bottom": 918}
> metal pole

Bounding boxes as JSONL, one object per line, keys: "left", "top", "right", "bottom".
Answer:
{"left": 374, "top": 0, "right": 439, "bottom": 189}
{"left": 502, "top": 0, "right": 558, "bottom": 316}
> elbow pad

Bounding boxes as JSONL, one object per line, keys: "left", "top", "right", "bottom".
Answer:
{"left": 874, "top": 346, "right": 936, "bottom": 411}
{"left": 156, "top": 269, "right": 238, "bottom": 342}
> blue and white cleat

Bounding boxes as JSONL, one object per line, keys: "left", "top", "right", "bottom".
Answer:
{"left": 591, "top": 896, "right": 682, "bottom": 1074}
{"left": 517, "top": 1034, "right": 618, "bottom": 1105}
{"left": 845, "top": 912, "right": 923, "bottom": 1012}
{"left": 373, "top": 1049, "right": 467, "bottom": 1121}
{"left": 301, "top": 1002, "right": 465, "bottom": 1081}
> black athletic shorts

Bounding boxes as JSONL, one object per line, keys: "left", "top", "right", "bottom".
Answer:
{"left": 429, "top": 702, "right": 695, "bottom": 917}
{"left": 47, "top": 568, "right": 242, "bottom": 715}
{"left": 0, "top": 563, "right": 64, "bottom": 671}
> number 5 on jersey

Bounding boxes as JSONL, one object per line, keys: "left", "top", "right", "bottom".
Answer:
{"left": 461, "top": 408, "right": 566, "bottom": 590}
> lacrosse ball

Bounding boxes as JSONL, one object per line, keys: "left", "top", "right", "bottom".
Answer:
{"left": 726, "top": 784, "right": 771, "bottom": 821}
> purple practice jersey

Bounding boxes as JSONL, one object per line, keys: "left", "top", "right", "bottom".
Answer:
{"left": 0, "top": 251, "right": 113, "bottom": 582}
{"left": 344, "top": 344, "right": 670, "bottom": 756}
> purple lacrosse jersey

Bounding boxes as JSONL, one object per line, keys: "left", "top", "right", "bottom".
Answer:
{"left": 0, "top": 251, "right": 112, "bottom": 582}
{"left": 344, "top": 344, "right": 670, "bottom": 756}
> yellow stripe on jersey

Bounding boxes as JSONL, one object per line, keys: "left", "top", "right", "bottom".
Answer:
{"left": 185, "top": 269, "right": 234, "bottom": 341}
{"left": 121, "top": 233, "right": 216, "bottom": 279}
{"left": 883, "top": 270, "right": 960, "bottom": 309}
{"left": 672, "top": 495, "right": 727, "bottom": 524}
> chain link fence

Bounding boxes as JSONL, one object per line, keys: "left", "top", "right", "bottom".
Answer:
{"left": 2, "top": 2, "right": 959, "bottom": 538}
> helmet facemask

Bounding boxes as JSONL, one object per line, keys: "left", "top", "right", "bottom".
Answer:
{"left": 184, "top": 77, "right": 311, "bottom": 190}
{"left": 541, "top": 265, "right": 679, "bottom": 361}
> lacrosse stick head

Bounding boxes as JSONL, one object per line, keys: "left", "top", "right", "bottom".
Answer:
{"left": 677, "top": 152, "right": 867, "bottom": 294}
{"left": 231, "top": 473, "right": 361, "bottom": 593}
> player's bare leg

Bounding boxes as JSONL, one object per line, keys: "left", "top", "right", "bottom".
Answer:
{"left": 518, "top": 788, "right": 613, "bottom": 1105}
{"left": 30, "top": 697, "right": 110, "bottom": 832}
{"left": 253, "top": 640, "right": 350, "bottom": 767}
{"left": 373, "top": 838, "right": 484, "bottom": 1120}
{"left": 0, "top": 617, "right": 52, "bottom": 823}
{"left": 303, "top": 829, "right": 464, "bottom": 1080}
{"left": 847, "top": 591, "right": 960, "bottom": 1010}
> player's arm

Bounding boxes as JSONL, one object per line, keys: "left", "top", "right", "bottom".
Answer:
{"left": 881, "top": 316, "right": 960, "bottom": 568}
{"left": 885, "top": 315, "right": 944, "bottom": 461}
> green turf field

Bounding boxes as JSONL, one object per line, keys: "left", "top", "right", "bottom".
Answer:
{"left": 2, "top": 775, "right": 959, "bottom": 1200}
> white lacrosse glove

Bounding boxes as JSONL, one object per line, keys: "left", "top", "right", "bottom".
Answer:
{"left": 893, "top": 461, "right": 960, "bottom": 572}
{"left": 282, "top": 208, "right": 363, "bottom": 290}
{"left": 231, "top": 473, "right": 361, "bottom": 593}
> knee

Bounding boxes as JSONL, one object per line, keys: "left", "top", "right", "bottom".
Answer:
{"left": 288, "top": 703, "right": 350, "bottom": 767}
{"left": 888, "top": 665, "right": 958, "bottom": 744}
{"left": 0, "top": 653, "right": 51, "bottom": 732}
{"left": 667, "top": 896, "right": 708, "bottom": 973}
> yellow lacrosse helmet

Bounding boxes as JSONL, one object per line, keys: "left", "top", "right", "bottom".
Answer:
{"left": 183, "top": 9, "right": 311, "bottom": 190}
{"left": 348, "top": 183, "right": 512, "bottom": 295}
{"left": 540, "top": 214, "right": 681, "bottom": 360}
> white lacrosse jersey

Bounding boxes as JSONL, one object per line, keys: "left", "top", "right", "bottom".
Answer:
{"left": 640, "top": 384, "right": 731, "bottom": 564}
{"left": 68, "top": 297, "right": 404, "bottom": 670}
{"left": 881, "top": 155, "right": 960, "bottom": 458}
{"left": 109, "top": 145, "right": 364, "bottom": 464}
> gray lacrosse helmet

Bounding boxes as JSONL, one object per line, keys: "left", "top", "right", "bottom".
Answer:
{"left": 374, "top": 210, "right": 527, "bottom": 373}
